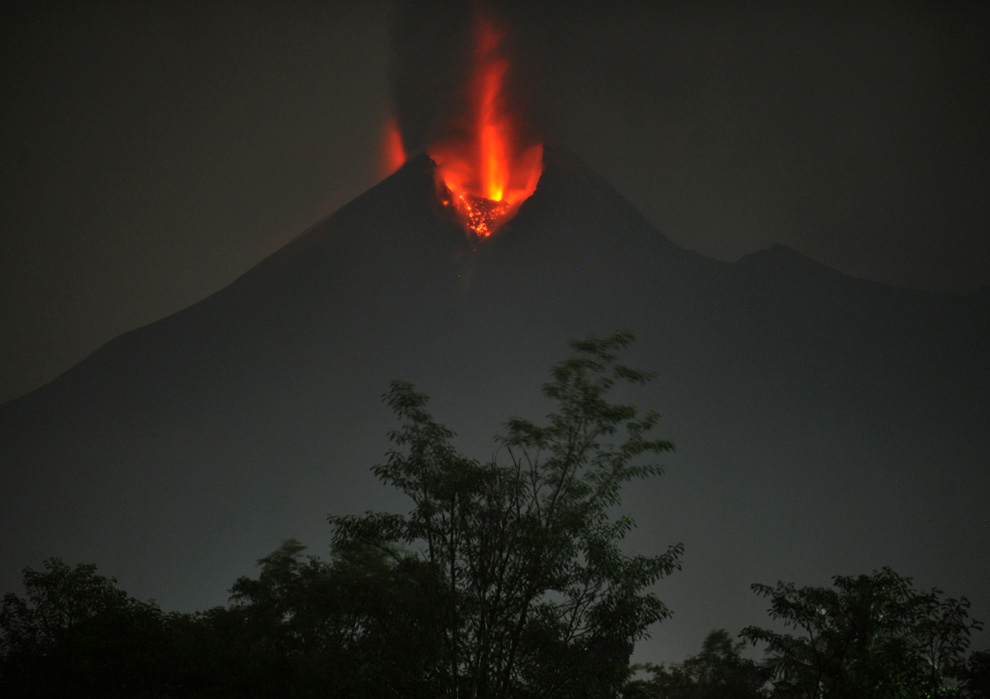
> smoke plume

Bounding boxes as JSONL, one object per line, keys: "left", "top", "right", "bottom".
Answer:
{"left": 388, "top": 0, "right": 549, "bottom": 158}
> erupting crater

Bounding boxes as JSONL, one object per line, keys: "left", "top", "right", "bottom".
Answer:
{"left": 379, "top": 10, "right": 542, "bottom": 239}
{"left": 429, "top": 15, "right": 543, "bottom": 238}
{"left": 377, "top": 11, "right": 539, "bottom": 239}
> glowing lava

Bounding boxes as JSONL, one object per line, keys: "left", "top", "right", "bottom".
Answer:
{"left": 428, "top": 13, "right": 543, "bottom": 238}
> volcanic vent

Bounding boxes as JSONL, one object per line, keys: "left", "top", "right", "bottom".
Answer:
{"left": 386, "top": 8, "right": 543, "bottom": 239}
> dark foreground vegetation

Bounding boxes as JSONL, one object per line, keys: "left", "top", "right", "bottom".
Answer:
{"left": 2, "top": 335, "right": 986, "bottom": 698}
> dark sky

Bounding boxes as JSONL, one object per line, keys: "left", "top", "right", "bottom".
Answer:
{"left": 1, "top": 1, "right": 987, "bottom": 401}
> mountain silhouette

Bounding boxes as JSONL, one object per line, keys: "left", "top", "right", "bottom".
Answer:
{"left": 1, "top": 147, "right": 987, "bottom": 660}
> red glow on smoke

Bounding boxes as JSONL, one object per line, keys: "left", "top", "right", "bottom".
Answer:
{"left": 427, "top": 13, "right": 543, "bottom": 238}
{"left": 380, "top": 115, "right": 407, "bottom": 177}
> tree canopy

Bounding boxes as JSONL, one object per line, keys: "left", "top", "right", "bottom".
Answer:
{"left": 2, "top": 334, "right": 986, "bottom": 698}
{"left": 0, "top": 558, "right": 169, "bottom": 697}
{"left": 630, "top": 629, "right": 771, "bottom": 699}
{"left": 741, "top": 567, "right": 983, "bottom": 699}
{"left": 329, "top": 331, "right": 682, "bottom": 698}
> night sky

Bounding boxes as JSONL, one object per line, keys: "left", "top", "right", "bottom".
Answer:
{"left": 2, "top": 1, "right": 988, "bottom": 405}
{"left": 1, "top": 2, "right": 989, "bottom": 673}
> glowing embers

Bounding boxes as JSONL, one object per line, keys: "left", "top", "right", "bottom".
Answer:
{"left": 439, "top": 186, "right": 510, "bottom": 239}
{"left": 433, "top": 140, "right": 541, "bottom": 238}
{"left": 428, "top": 11, "right": 543, "bottom": 239}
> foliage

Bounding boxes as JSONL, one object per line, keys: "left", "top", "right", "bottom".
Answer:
{"left": 0, "top": 547, "right": 450, "bottom": 698}
{"left": 329, "top": 331, "right": 682, "bottom": 698}
{"left": 9, "top": 333, "right": 984, "bottom": 697}
{"left": 959, "top": 650, "right": 990, "bottom": 699}
{"left": 0, "top": 558, "right": 169, "bottom": 697}
{"left": 741, "top": 567, "right": 983, "bottom": 699}
{"left": 221, "top": 538, "right": 444, "bottom": 698}
{"left": 629, "top": 629, "right": 770, "bottom": 698}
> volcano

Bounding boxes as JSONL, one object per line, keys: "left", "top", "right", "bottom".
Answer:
{"left": 1, "top": 147, "right": 988, "bottom": 660}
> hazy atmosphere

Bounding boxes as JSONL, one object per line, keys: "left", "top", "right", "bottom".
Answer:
{"left": 1, "top": 2, "right": 988, "bottom": 694}
{"left": 2, "top": 0, "right": 987, "bottom": 404}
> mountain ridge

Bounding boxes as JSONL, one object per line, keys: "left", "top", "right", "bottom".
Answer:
{"left": 1, "top": 146, "right": 986, "bottom": 663}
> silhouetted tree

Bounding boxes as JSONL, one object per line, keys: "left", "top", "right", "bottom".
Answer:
{"left": 329, "top": 331, "right": 682, "bottom": 699}
{"left": 2, "top": 334, "right": 684, "bottom": 697}
{"left": 222, "top": 538, "right": 444, "bottom": 698}
{"left": 741, "top": 567, "right": 982, "bottom": 698}
{"left": 0, "top": 558, "right": 170, "bottom": 697}
{"left": 959, "top": 650, "right": 990, "bottom": 699}
{"left": 630, "top": 629, "right": 770, "bottom": 698}
{"left": 159, "top": 604, "right": 254, "bottom": 697}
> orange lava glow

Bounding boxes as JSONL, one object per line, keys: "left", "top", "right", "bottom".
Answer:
{"left": 380, "top": 115, "right": 407, "bottom": 177}
{"left": 428, "top": 14, "right": 543, "bottom": 238}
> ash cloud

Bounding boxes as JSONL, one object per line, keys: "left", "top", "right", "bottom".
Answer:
{"left": 388, "top": 0, "right": 550, "bottom": 156}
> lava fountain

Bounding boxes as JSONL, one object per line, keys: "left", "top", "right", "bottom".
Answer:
{"left": 427, "top": 12, "right": 543, "bottom": 238}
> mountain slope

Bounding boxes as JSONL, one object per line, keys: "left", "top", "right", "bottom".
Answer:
{"left": 2, "top": 147, "right": 986, "bottom": 661}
